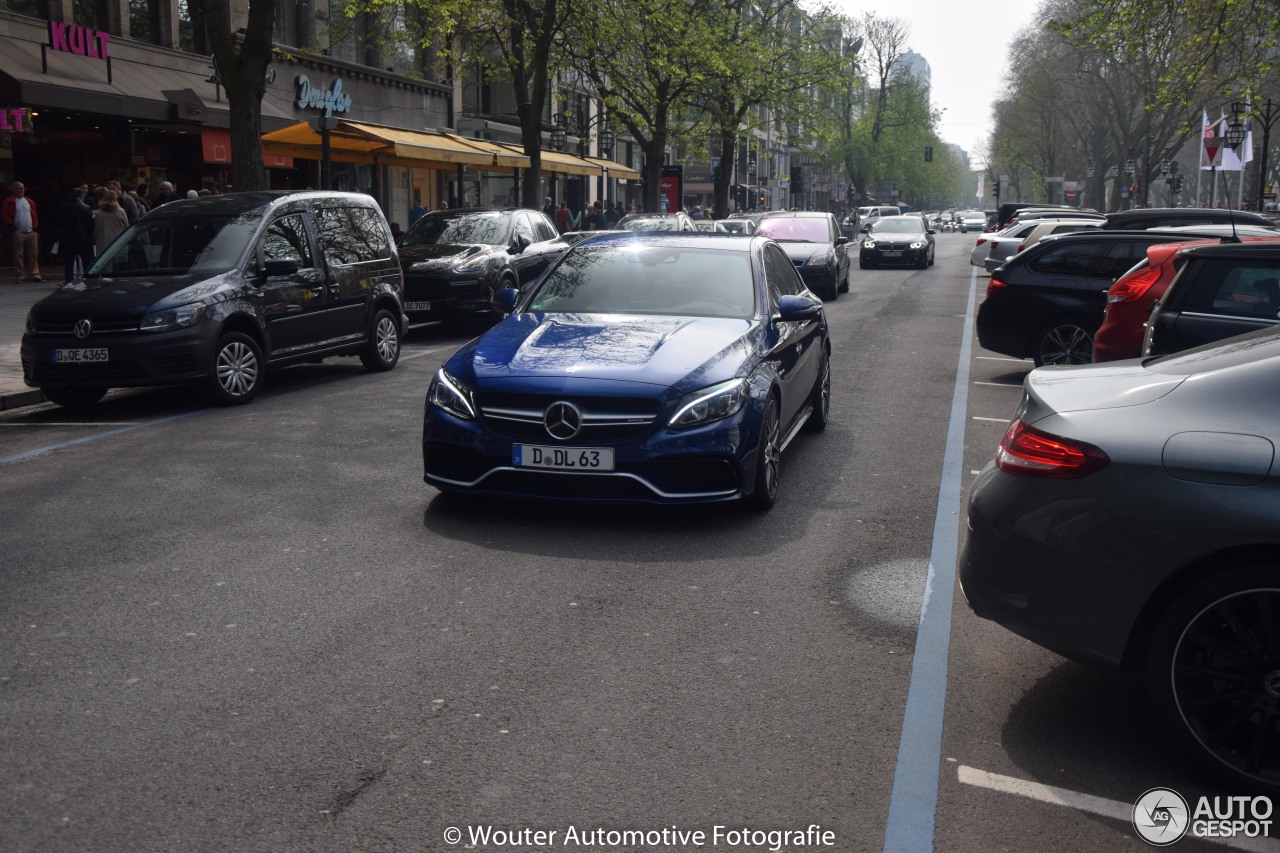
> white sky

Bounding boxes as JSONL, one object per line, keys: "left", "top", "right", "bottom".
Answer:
{"left": 838, "top": 1, "right": 1047, "bottom": 167}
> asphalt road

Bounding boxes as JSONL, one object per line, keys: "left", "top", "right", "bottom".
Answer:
{"left": 0, "top": 234, "right": 1260, "bottom": 852}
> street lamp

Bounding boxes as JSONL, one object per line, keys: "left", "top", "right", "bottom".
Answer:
{"left": 597, "top": 124, "right": 614, "bottom": 206}
{"left": 550, "top": 117, "right": 566, "bottom": 152}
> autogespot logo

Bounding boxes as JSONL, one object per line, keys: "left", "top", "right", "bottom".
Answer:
{"left": 1134, "top": 787, "right": 1190, "bottom": 846}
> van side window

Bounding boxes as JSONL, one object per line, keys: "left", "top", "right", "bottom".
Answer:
{"left": 259, "top": 214, "right": 313, "bottom": 269}
{"left": 315, "top": 206, "right": 391, "bottom": 265}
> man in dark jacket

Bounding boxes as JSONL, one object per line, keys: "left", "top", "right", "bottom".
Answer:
{"left": 56, "top": 185, "right": 95, "bottom": 283}
{"left": 152, "top": 181, "right": 179, "bottom": 208}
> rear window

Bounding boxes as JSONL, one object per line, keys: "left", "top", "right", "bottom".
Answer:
{"left": 1027, "top": 242, "right": 1102, "bottom": 276}
{"left": 1182, "top": 258, "right": 1280, "bottom": 318}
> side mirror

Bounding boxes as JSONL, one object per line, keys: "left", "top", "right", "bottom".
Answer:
{"left": 491, "top": 287, "right": 519, "bottom": 314}
{"left": 926, "top": 229, "right": 936, "bottom": 235}
{"left": 262, "top": 257, "right": 300, "bottom": 277}
{"left": 777, "top": 293, "right": 822, "bottom": 322}
{"left": 835, "top": 236, "right": 849, "bottom": 246}
{"left": 510, "top": 235, "right": 531, "bottom": 254}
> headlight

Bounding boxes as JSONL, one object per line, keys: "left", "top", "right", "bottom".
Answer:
{"left": 909, "top": 241, "right": 925, "bottom": 250}
{"left": 669, "top": 378, "right": 747, "bottom": 429}
{"left": 807, "top": 249, "right": 833, "bottom": 266}
{"left": 862, "top": 240, "right": 876, "bottom": 249}
{"left": 429, "top": 367, "right": 477, "bottom": 420}
{"left": 453, "top": 254, "right": 488, "bottom": 274}
{"left": 140, "top": 301, "right": 206, "bottom": 332}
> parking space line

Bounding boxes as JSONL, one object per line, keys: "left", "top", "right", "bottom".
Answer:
{"left": 0, "top": 410, "right": 208, "bottom": 464}
{"left": 401, "top": 348, "right": 442, "bottom": 361}
{"left": 973, "top": 382, "right": 1021, "bottom": 388}
{"left": 957, "top": 766, "right": 1276, "bottom": 852}
{"left": 881, "top": 268, "right": 977, "bottom": 852}
{"left": 971, "top": 416, "right": 1008, "bottom": 422}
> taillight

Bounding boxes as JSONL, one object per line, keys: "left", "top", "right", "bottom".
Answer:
{"left": 1016, "top": 243, "right": 1026, "bottom": 252}
{"left": 1106, "top": 265, "right": 1161, "bottom": 304}
{"left": 975, "top": 237, "right": 987, "bottom": 246}
{"left": 996, "top": 418, "right": 1109, "bottom": 479}
{"left": 986, "top": 277, "right": 1007, "bottom": 299}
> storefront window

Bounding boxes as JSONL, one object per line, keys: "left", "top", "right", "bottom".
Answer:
{"left": 72, "top": 0, "right": 107, "bottom": 29}
{"left": 273, "top": 0, "right": 299, "bottom": 47}
{"left": 178, "top": 0, "right": 207, "bottom": 53}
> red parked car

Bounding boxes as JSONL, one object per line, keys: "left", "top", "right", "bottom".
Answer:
{"left": 1092, "top": 234, "right": 1280, "bottom": 362}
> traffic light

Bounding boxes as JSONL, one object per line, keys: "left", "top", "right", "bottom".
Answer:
{"left": 924, "top": 146, "right": 933, "bottom": 162}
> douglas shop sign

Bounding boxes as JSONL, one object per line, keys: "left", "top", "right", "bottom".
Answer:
{"left": 295, "top": 75, "right": 352, "bottom": 115}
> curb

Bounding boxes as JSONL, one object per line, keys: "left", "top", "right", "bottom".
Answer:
{"left": 1, "top": 388, "right": 45, "bottom": 412}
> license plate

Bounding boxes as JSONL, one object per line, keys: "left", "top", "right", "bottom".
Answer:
{"left": 514, "top": 444, "right": 615, "bottom": 471}
{"left": 882, "top": 251, "right": 901, "bottom": 257}
{"left": 403, "top": 301, "right": 432, "bottom": 311}
{"left": 53, "top": 348, "right": 109, "bottom": 364}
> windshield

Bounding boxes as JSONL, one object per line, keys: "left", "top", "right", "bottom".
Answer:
{"left": 88, "top": 214, "right": 259, "bottom": 277}
{"left": 401, "top": 212, "right": 509, "bottom": 247}
{"left": 526, "top": 246, "right": 755, "bottom": 318}
{"left": 870, "top": 219, "right": 925, "bottom": 235}
{"left": 755, "top": 217, "right": 829, "bottom": 242}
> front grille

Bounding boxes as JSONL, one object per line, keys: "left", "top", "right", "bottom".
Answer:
{"left": 402, "top": 275, "right": 483, "bottom": 301}
{"left": 481, "top": 469, "right": 656, "bottom": 499}
{"left": 477, "top": 392, "right": 660, "bottom": 443}
{"left": 646, "top": 457, "right": 739, "bottom": 493}
{"left": 30, "top": 318, "right": 141, "bottom": 335}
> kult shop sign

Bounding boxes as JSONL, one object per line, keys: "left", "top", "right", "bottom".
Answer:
{"left": 0, "top": 109, "right": 31, "bottom": 132}
{"left": 48, "top": 21, "right": 112, "bottom": 61}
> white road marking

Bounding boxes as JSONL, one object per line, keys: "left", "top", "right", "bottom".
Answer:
{"left": 958, "top": 766, "right": 1279, "bottom": 852}
{"left": 973, "top": 382, "right": 1021, "bottom": 388}
{"left": 401, "top": 348, "right": 442, "bottom": 361}
{"left": 976, "top": 356, "right": 1028, "bottom": 363}
{"left": 971, "top": 416, "right": 1009, "bottom": 422}
{"left": 0, "top": 422, "right": 141, "bottom": 427}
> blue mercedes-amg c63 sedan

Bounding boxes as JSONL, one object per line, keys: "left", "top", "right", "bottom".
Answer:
{"left": 421, "top": 232, "right": 831, "bottom": 509}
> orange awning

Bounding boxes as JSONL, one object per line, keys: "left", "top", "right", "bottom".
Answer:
{"left": 261, "top": 120, "right": 529, "bottom": 170}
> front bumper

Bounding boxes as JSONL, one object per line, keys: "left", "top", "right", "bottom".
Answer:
{"left": 401, "top": 271, "right": 492, "bottom": 318}
{"left": 860, "top": 245, "right": 928, "bottom": 266}
{"left": 422, "top": 397, "right": 763, "bottom": 505}
{"left": 21, "top": 322, "right": 216, "bottom": 390}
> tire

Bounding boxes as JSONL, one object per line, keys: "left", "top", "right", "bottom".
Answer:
{"left": 916, "top": 254, "right": 928, "bottom": 270}
{"left": 360, "top": 308, "right": 401, "bottom": 372}
{"left": 804, "top": 346, "right": 830, "bottom": 433}
{"left": 839, "top": 270, "right": 849, "bottom": 293}
{"left": 207, "top": 332, "right": 264, "bottom": 405}
{"left": 859, "top": 259, "right": 869, "bottom": 270}
{"left": 1032, "top": 319, "right": 1094, "bottom": 367}
{"left": 1145, "top": 563, "right": 1280, "bottom": 794}
{"left": 746, "top": 395, "right": 781, "bottom": 511}
{"left": 928, "top": 246, "right": 935, "bottom": 266}
{"left": 42, "top": 386, "right": 107, "bottom": 409}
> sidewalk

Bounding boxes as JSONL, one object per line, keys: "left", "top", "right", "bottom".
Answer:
{"left": 0, "top": 275, "right": 60, "bottom": 411}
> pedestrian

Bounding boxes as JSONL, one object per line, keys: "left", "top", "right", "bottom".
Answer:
{"left": 409, "top": 195, "right": 427, "bottom": 225}
{"left": 93, "top": 189, "right": 130, "bottom": 258}
{"left": 153, "top": 181, "right": 179, "bottom": 207}
{"left": 437, "top": 199, "right": 449, "bottom": 210}
{"left": 606, "top": 202, "right": 622, "bottom": 227}
{"left": 390, "top": 221, "right": 404, "bottom": 243}
{"left": 556, "top": 201, "right": 572, "bottom": 233}
{"left": 2, "top": 181, "right": 42, "bottom": 282}
{"left": 107, "top": 180, "right": 139, "bottom": 225}
{"left": 543, "top": 196, "right": 555, "bottom": 219}
{"left": 588, "top": 201, "right": 608, "bottom": 231}
{"left": 56, "top": 185, "right": 95, "bottom": 283}
{"left": 186, "top": 189, "right": 199, "bottom": 199}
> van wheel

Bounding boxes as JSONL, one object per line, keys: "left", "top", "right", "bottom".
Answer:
{"left": 208, "top": 332, "right": 263, "bottom": 405}
{"left": 360, "top": 309, "right": 401, "bottom": 372}
{"left": 1033, "top": 320, "right": 1094, "bottom": 366}
{"left": 43, "top": 386, "right": 107, "bottom": 409}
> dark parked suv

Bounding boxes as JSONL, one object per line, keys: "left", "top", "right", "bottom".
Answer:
{"left": 1144, "top": 242, "right": 1280, "bottom": 356}
{"left": 753, "top": 211, "right": 850, "bottom": 300}
{"left": 975, "top": 230, "right": 1216, "bottom": 366}
{"left": 22, "top": 191, "right": 405, "bottom": 407}
{"left": 397, "top": 208, "right": 560, "bottom": 322}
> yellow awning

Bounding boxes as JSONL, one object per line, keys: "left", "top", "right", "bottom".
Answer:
{"left": 585, "top": 156, "right": 642, "bottom": 181}
{"left": 261, "top": 120, "right": 530, "bottom": 170}
{"left": 488, "top": 144, "right": 602, "bottom": 177}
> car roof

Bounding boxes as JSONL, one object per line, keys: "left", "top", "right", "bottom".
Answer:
{"left": 759, "top": 210, "right": 832, "bottom": 218}
{"left": 1178, "top": 241, "right": 1280, "bottom": 259}
{"left": 145, "top": 190, "right": 376, "bottom": 216}
{"left": 1104, "top": 207, "right": 1273, "bottom": 225}
{"left": 570, "top": 232, "right": 759, "bottom": 250}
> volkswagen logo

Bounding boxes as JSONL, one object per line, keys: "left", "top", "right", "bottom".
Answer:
{"left": 74, "top": 319, "right": 93, "bottom": 339}
{"left": 543, "top": 401, "right": 583, "bottom": 440}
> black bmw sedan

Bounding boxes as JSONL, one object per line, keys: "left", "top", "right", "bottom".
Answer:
{"left": 858, "top": 215, "right": 935, "bottom": 269}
